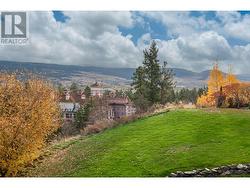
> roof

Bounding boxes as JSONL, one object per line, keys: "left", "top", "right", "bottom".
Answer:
{"left": 90, "top": 82, "right": 103, "bottom": 88}
{"left": 59, "top": 102, "right": 80, "bottom": 112}
{"left": 59, "top": 90, "right": 85, "bottom": 104}
{"left": 108, "top": 98, "right": 133, "bottom": 105}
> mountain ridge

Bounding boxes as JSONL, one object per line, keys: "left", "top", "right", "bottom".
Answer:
{"left": 0, "top": 60, "right": 249, "bottom": 88}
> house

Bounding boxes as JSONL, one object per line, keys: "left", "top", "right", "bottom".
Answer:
{"left": 90, "top": 82, "right": 114, "bottom": 97}
{"left": 59, "top": 102, "right": 80, "bottom": 122}
{"left": 59, "top": 86, "right": 136, "bottom": 122}
{"left": 59, "top": 89, "right": 86, "bottom": 122}
{"left": 107, "top": 98, "right": 136, "bottom": 119}
{"left": 60, "top": 89, "right": 86, "bottom": 104}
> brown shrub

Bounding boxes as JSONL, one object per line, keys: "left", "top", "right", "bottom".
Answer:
{"left": 0, "top": 73, "right": 60, "bottom": 176}
{"left": 83, "top": 119, "right": 116, "bottom": 135}
{"left": 82, "top": 108, "right": 170, "bottom": 137}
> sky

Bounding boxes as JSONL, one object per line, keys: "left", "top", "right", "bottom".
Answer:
{"left": 0, "top": 11, "right": 250, "bottom": 74}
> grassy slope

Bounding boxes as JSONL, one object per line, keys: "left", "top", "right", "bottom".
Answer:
{"left": 30, "top": 109, "right": 250, "bottom": 177}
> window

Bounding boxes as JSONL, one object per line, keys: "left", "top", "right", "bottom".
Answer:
{"left": 66, "top": 113, "right": 73, "bottom": 119}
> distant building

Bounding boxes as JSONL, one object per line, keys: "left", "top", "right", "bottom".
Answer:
{"left": 90, "top": 82, "right": 114, "bottom": 97}
{"left": 60, "top": 89, "right": 86, "bottom": 104}
{"left": 59, "top": 84, "right": 136, "bottom": 122}
{"left": 59, "top": 102, "right": 80, "bottom": 122}
{"left": 107, "top": 98, "right": 136, "bottom": 119}
{"left": 59, "top": 89, "right": 85, "bottom": 122}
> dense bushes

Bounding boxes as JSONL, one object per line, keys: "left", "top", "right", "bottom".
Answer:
{"left": 83, "top": 119, "right": 116, "bottom": 135}
{"left": 0, "top": 74, "right": 60, "bottom": 176}
{"left": 82, "top": 106, "right": 170, "bottom": 136}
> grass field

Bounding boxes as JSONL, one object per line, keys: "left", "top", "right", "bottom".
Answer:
{"left": 29, "top": 109, "right": 250, "bottom": 177}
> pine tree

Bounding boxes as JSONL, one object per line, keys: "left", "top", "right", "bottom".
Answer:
{"left": 131, "top": 66, "right": 150, "bottom": 112}
{"left": 84, "top": 86, "right": 91, "bottom": 98}
{"left": 70, "top": 82, "right": 79, "bottom": 92}
{"left": 132, "top": 40, "right": 176, "bottom": 110}
{"left": 142, "top": 40, "right": 162, "bottom": 104}
{"left": 75, "top": 102, "right": 91, "bottom": 129}
{"left": 159, "top": 61, "right": 175, "bottom": 104}
{"left": 132, "top": 66, "right": 147, "bottom": 95}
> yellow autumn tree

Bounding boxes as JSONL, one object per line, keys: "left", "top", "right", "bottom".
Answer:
{"left": 197, "top": 63, "right": 250, "bottom": 108}
{"left": 225, "top": 65, "right": 239, "bottom": 85}
{"left": 239, "top": 83, "right": 250, "bottom": 105}
{"left": 197, "top": 63, "right": 225, "bottom": 107}
{"left": 223, "top": 82, "right": 250, "bottom": 108}
{"left": 0, "top": 73, "right": 60, "bottom": 176}
{"left": 207, "top": 63, "right": 225, "bottom": 95}
{"left": 196, "top": 93, "right": 215, "bottom": 107}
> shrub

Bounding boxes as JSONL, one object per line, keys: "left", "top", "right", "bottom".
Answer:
{"left": 0, "top": 74, "right": 60, "bottom": 176}
{"left": 55, "top": 122, "right": 80, "bottom": 139}
{"left": 82, "top": 108, "right": 170, "bottom": 136}
{"left": 115, "top": 115, "right": 139, "bottom": 124}
{"left": 83, "top": 119, "right": 115, "bottom": 135}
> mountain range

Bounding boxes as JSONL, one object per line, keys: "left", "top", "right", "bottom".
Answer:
{"left": 0, "top": 60, "right": 250, "bottom": 88}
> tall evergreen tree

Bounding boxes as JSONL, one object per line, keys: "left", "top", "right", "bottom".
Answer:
{"left": 131, "top": 66, "right": 150, "bottom": 112}
{"left": 84, "top": 86, "right": 91, "bottom": 98}
{"left": 132, "top": 66, "right": 147, "bottom": 95}
{"left": 142, "top": 40, "right": 161, "bottom": 104}
{"left": 159, "top": 61, "right": 175, "bottom": 104}
{"left": 132, "top": 40, "right": 176, "bottom": 110}
{"left": 70, "top": 82, "right": 79, "bottom": 92}
{"left": 75, "top": 102, "right": 92, "bottom": 129}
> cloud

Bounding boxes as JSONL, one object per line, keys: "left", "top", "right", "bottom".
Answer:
{"left": 0, "top": 11, "right": 141, "bottom": 68}
{"left": 153, "top": 31, "right": 232, "bottom": 71}
{"left": 139, "top": 11, "right": 250, "bottom": 74}
{"left": 0, "top": 11, "right": 250, "bottom": 74}
{"left": 141, "top": 12, "right": 215, "bottom": 37}
{"left": 222, "top": 15, "right": 250, "bottom": 41}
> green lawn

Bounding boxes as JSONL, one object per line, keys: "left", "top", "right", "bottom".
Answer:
{"left": 29, "top": 109, "right": 250, "bottom": 177}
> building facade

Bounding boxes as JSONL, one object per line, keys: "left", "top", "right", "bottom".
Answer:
{"left": 59, "top": 102, "right": 80, "bottom": 122}
{"left": 59, "top": 85, "right": 136, "bottom": 122}
{"left": 90, "top": 82, "right": 114, "bottom": 97}
{"left": 59, "top": 89, "right": 85, "bottom": 122}
{"left": 107, "top": 98, "right": 136, "bottom": 120}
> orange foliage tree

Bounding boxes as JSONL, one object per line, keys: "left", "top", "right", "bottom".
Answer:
{"left": 207, "top": 64, "right": 225, "bottom": 95}
{"left": 240, "top": 83, "right": 250, "bottom": 106}
{"left": 225, "top": 70, "right": 239, "bottom": 85}
{"left": 0, "top": 73, "right": 60, "bottom": 176}
{"left": 223, "top": 83, "right": 250, "bottom": 108}
{"left": 197, "top": 63, "right": 250, "bottom": 108}
{"left": 197, "top": 64, "right": 225, "bottom": 107}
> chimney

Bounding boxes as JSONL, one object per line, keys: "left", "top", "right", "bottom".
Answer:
{"left": 65, "top": 91, "right": 70, "bottom": 100}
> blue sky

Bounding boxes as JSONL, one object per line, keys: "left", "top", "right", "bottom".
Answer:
{"left": 1, "top": 11, "right": 250, "bottom": 74}
{"left": 52, "top": 11, "right": 250, "bottom": 46}
{"left": 53, "top": 11, "right": 70, "bottom": 23}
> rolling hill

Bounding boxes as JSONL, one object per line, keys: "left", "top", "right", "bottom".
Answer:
{"left": 0, "top": 60, "right": 249, "bottom": 88}
{"left": 26, "top": 109, "right": 250, "bottom": 177}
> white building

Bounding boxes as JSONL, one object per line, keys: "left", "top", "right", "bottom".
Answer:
{"left": 90, "top": 82, "right": 114, "bottom": 97}
{"left": 59, "top": 102, "right": 80, "bottom": 122}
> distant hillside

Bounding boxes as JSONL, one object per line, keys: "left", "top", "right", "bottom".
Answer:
{"left": 0, "top": 61, "right": 135, "bottom": 79}
{"left": 0, "top": 60, "right": 249, "bottom": 88}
